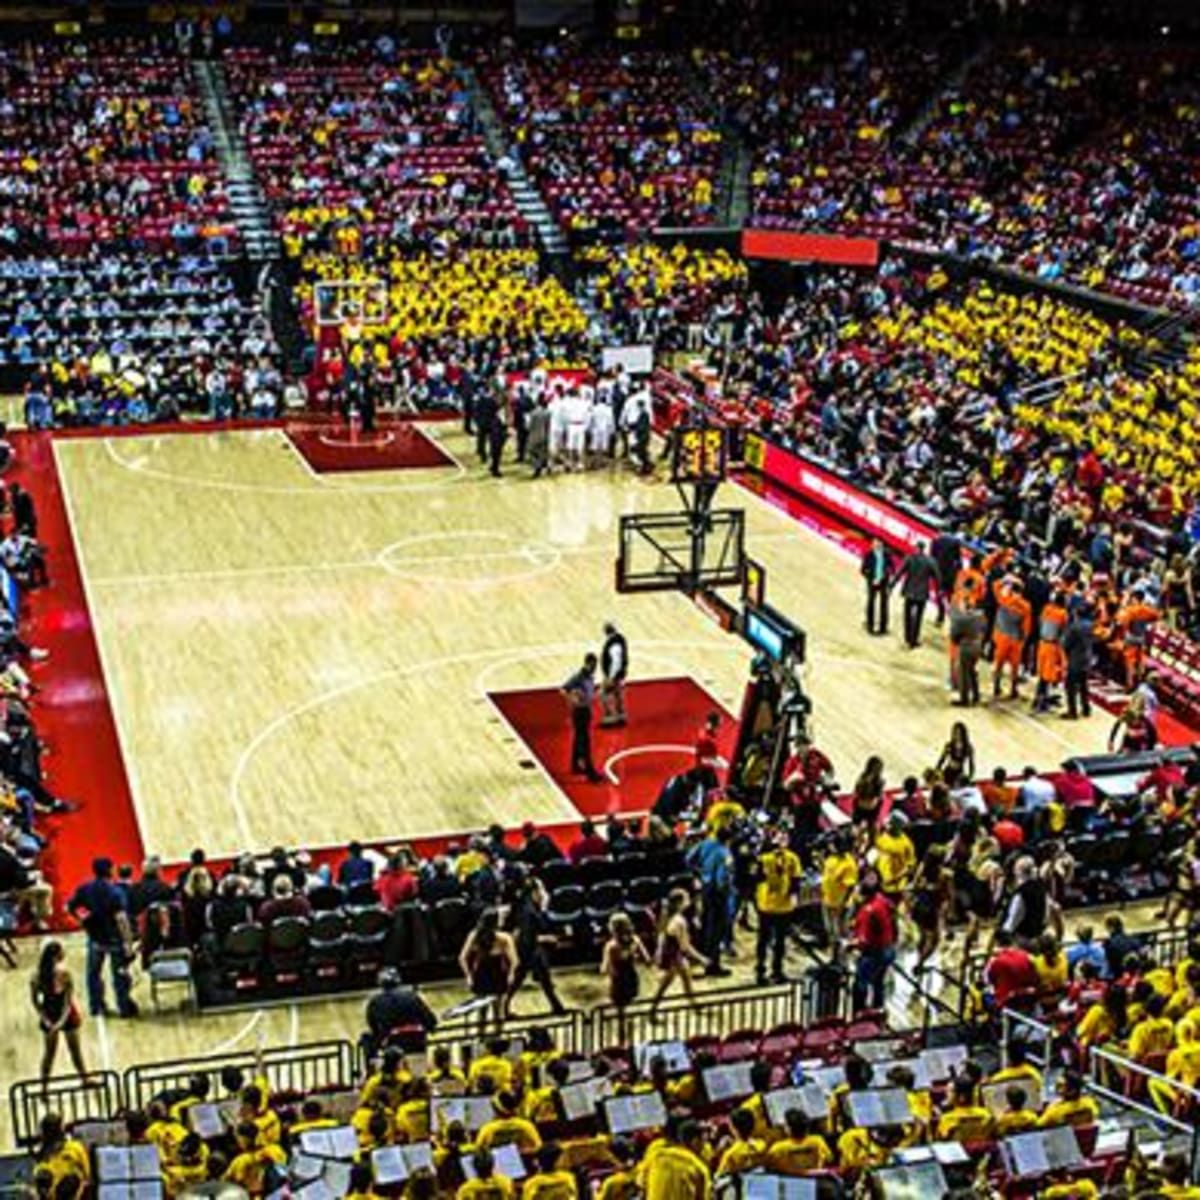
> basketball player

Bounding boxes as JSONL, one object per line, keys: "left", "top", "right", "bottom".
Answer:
{"left": 547, "top": 384, "right": 568, "bottom": 471}
{"left": 565, "top": 384, "right": 591, "bottom": 472}
{"left": 562, "top": 654, "right": 602, "bottom": 782}
{"left": 600, "top": 622, "right": 629, "bottom": 727}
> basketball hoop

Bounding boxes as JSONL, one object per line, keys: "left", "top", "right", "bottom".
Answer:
{"left": 314, "top": 278, "right": 389, "bottom": 330}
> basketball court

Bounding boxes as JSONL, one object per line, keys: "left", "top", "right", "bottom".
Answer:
{"left": 49, "top": 421, "right": 1107, "bottom": 867}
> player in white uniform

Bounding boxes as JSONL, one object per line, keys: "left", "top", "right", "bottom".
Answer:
{"left": 547, "top": 384, "right": 568, "bottom": 468}
{"left": 588, "top": 395, "right": 615, "bottom": 463}
{"left": 565, "top": 384, "right": 591, "bottom": 470}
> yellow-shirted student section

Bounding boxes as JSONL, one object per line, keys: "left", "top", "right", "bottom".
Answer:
{"left": 297, "top": 250, "right": 588, "bottom": 346}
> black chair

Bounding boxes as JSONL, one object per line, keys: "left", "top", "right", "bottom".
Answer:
{"left": 388, "top": 900, "right": 433, "bottom": 967}
{"left": 220, "top": 923, "right": 265, "bottom": 991}
{"left": 347, "top": 906, "right": 391, "bottom": 977}
{"left": 307, "top": 884, "right": 346, "bottom": 913}
{"left": 266, "top": 917, "right": 309, "bottom": 985}
{"left": 577, "top": 857, "right": 618, "bottom": 889}
{"left": 624, "top": 876, "right": 664, "bottom": 913}
{"left": 613, "top": 853, "right": 648, "bottom": 882}
{"left": 547, "top": 884, "right": 585, "bottom": 931}
{"left": 538, "top": 860, "right": 575, "bottom": 892}
{"left": 430, "top": 897, "right": 472, "bottom": 960}
{"left": 344, "top": 881, "right": 379, "bottom": 910}
{"left": 584, "top": 881, "right": 623, "bottom": 928}
{"left": 308, "top": 910, "right": 347, "bottom": 981}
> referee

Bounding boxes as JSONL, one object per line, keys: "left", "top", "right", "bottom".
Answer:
{"left": 562, "top": 654, "right": 602, "bottom": 782}
{"left": 600, "top": 621, "right": 628, "bottom": 727}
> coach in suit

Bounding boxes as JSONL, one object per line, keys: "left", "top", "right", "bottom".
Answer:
{"left": 860, "top": 538, "right": 891, "bottom": 635}
{"left": 893, "top": 542, "right": 938, "bottom": 649}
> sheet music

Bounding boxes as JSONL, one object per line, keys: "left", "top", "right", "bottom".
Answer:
{"left": 844, "top": 1088, "right": 912, "bottom": 1129}
{"left": 603, "top": 1092, "right": 668, "bottom": 1135}
{"left": 460, "top": 1143, "right": 526, "bottom": 1181}
{"left": 96, "top": 1147, "right": 133, "bottom": 1183}
{"left": 798, "top": 1065, "right": 844, "bottom": 1095}
{"left": 560, "top": 1077, "right": 613, "bottom": 1122}
{"left": 1003, "top": 1131, "right": 1050, "bottom": 1178}
{"left": 131, "top": 1183, "right": 163, "bottom": 1200}
{"left": 321, "top": 1160, "right": 353, "bottom": 1198}
{"left": 919, "top": 1045, "right": 968, "bottom": 1082}
{"left": 299, "top": 1126, "right": 359, "bottom": 1161}
{"left": 634, "top": 1041, "right": 691, "bottom": 1075}
{"left": 186, "top": 1103, "right": 226, "bottom": 1140}
{"left": 1043, "top": 1125, "right": 1084, "bottom": 1171}
{"left": 741, "top": 1174, "right": 818, "bottom": 1200}
{"left": 872, "top": 1161, "right": 949, "bottom": 1200}
{"left": 373, "top": 1142, "right": 436, "bottom": 1185}
{"left": 432, "top": 1096, "right": 495, "bottom": 1133}
{"left": 764, "top": 1085, "right": 828, "bottom": 1127}
{"left": 129, "top": 1146, "right": 161, "bottom": 1180}
{"left": 565, "top": 1060, "right": 596, "bottom": 1084}
{"left": 857, "top": 1038, "right": 910, "bottom": 1063}
{"left": 702, "top": 1063, "right": 756, "bottom": 1104}
{"left": 290, "top": 1154, "right": 325, "bottom": 1184}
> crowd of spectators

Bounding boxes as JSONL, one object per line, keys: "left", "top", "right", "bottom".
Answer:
{"left": 0, "top": 36, "right": 237, "bottom": 257}
{"left": 699, "top": 36, "right": 1200, "bottom": 307}
{"left": 225, "top": 39, "right": 525, "bottom": 260}
{"left": 481, "top": 42, "right": 722, "bottom": 240}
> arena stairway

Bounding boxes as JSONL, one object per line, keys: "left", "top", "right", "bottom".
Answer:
{"left": 1129, "top": 306, "right": 1200, "bottom": 379}
{"left": 195, "top": 59, "right": 309, "bottom": 376}
{"left": 460, "top": 66, "right": 569, "bottom": 258}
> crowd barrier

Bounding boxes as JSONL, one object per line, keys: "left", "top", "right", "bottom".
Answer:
{"left": 10, "top": 981, "right": 819, "bottom": 1148}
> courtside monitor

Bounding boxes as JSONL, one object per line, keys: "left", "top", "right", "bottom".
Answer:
{"left": 742, "top": 602, "right": 805, "bottom": 664}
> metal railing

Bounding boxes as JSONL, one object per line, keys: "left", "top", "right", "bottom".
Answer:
{"left": 591, "top": 980, "right": 803, "bottom": 1051}
{"left": 10, "top": 1071, "right": 122, "bottom": 1150}
{"left": 1001, "top": 1007, "right": 1200, "bottom": 1183}
{"left": 124, "top": 1039, "right": 355, "bottom": 1111}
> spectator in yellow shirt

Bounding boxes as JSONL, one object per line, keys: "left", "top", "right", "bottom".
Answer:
{"left": 873, "top": 815, "right": 916, "bottom": 898}
{"left": 476, "top": 1092, "right": 542, "bottom": 1154}
{"left": 1129, "top": 994, "right": 1176, "bottom": 1065}
{"left": 755, "top": 837, "right": 802, "bottom": 985}
{"left": 224, "top": 1125, "right": 286, "bottom": 1196}
{"left": 34, "top": 1116, "right": 90, "bottom": 1191}
{"left": 994, "top": 1085, "right": 1040, "bottom": 1137}
{"left": 523, "top": 1144, "right": 578, "bottom": 1200}
{"left": 1039, "top": 1073, "right": 1100, "bottom": 1129}
{"left": 819, "top": 831, "right": 858, "bottom": 945}
{"left": 162, "top": 1133, "right": 209, "bottom": 1198}
{"left": 764, "top": 1110, "right": 832, "bottom": 1175}
{"left": 467, "top": 1039, "right": 514, "bottom": 1094}
{"left": 642, "top": 1119, "right": 712, "bottom": 1200}
{"left": 936, "top": 1078, "right": 994, "bottom": 1143}
{"left": 456, "top": 1148, "right": 516, "bottom": 1200}
{"left": 715, "top": 1108, "right": 765, "bottom": 1176}
{"left": 987, "top": 1040, "right": 1044, "bottom": 1093}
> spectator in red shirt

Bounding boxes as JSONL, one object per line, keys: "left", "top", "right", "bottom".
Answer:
{"left": 375, "top": 851, "right": 420, "bottom": 912}
{"left": 567, "top": 819, "right": 608, "bottom": 865}
{"left": 993, "top": 816, "right": 1025, "bottom": 853}
{"left": 1137, "top": 754, "right": 1186, "bottom": 805}
{"left": 984, "top": 929, "right": 1040, "bottom": 1009}
{"left": 851, "top": 870, "right": 897, "bottom": 1012}
{"left": 1055, "top": 762, "right": 1097, "bottom": 811}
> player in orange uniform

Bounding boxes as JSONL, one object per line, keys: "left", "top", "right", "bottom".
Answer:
{"left": 1033, "top": 592, "right": 1069, "bottom": 713}
{"left": 992, "top": 577, "right": 1032, "bottom": 701}
{"left": 1116, "top": 590, "right": 1160, "bottom": 689}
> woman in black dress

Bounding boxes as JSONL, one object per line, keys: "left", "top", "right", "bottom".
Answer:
{"left": 30, "top": 940, "right": 88, "bottom": 1095}
{"left": 600, "top": 913, "right": 650, "bottom": 1045}
{"left": 459, "top": 907, "right": 517, "bottom": 1026}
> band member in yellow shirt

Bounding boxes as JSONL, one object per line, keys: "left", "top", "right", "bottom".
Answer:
{"left": 755, "top": 834, "right": 802, "bottom": 985}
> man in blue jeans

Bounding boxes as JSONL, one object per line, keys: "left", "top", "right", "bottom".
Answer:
{"left": 67, "top": 857, "right": 138, "bottom": 1018}
{"left": 851, "top": 870, "right": 896, "bottom": 1012}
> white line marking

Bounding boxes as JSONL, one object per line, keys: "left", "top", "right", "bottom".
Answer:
{"left": 316, "top": 432, "right": 396, "bottom": 449}
{"left": 95, "top": 1014, "right": 113, "bottom": 1072}
{"left": 288, "top": 1004, "right": 299, "bottom": 1048}
{"left": 603, "top": 743, "right": 695, "bottom": 784}
{"left": 206, "top": 1010, "right": 263, "bottom": 1056}
{"left": 102, "top": 429, "right": 467, "bottom": 496}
